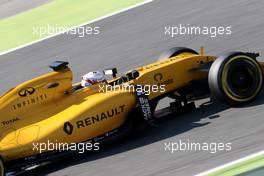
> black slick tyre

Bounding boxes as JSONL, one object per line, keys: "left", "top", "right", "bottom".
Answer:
{"left": 208, "top": 52, "right": 263, "bottom": 106}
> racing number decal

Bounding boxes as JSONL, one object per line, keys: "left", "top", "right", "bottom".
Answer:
{"left": 18, "top": 87, "right": 35, "bottom": 97}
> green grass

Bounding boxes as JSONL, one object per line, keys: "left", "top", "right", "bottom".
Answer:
{"left": 0, "top": 0, "right": 144, "bottom": 53}
{"left": 208, "top": 154, "right": 264, "bottom": 176}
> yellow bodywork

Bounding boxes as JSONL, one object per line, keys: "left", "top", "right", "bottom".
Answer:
{"left": 0, "top": 52, "right": 218, "bottom": 162}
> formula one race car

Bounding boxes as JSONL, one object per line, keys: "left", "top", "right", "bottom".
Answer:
{"left": 1, "top": 47, "right": 263, "bottom": 175}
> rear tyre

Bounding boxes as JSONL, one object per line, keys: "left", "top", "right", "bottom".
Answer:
{"left": 0, "top": 157, "right": 5, "bottom": 176}
{"left": 208, "top": 52, "right": 263, "bottom": 106}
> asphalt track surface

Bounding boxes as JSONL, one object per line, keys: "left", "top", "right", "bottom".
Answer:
{"left": 1, "top": 0, "right": 264, "bottom": 175}
{"left": 0, "top": 0, "right": 51, "bottom": 19}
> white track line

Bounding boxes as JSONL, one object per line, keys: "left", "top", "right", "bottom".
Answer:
{"left": 196, "top": 150, "right": 264, "bottom": 176}
{"left": 0, "top": 0, "right": 154, "bottom": 56}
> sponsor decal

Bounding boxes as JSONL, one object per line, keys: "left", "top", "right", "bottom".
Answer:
{"left": 12, "top": 94, "right": 48, "bottom": 110}
{"left": 145, "top": 63, "right": 163, "bottom": 69}
{"left": 63, "top": 105, "right": 126, "bottom": 135}
{"left": 1, "top": 117, "right": 20, "bottom": 126}
{"left": 18, "top": 87, "right": 35, "bottom": 97}
{"left": 63, "top": 122, "right": 74, "bottom": 135}
{"left": 154, "top": 73, "right": 174, "bottom": 86}
{"left": 154, "top": 73, "right": 163, "bottom": 82}
{"left": 76, "top": 105, "right": 125, "bottom": 129}
{"left": 135, "top": 85, "right": 153, "bottom": 123}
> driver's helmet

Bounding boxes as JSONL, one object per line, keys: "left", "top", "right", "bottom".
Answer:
{"left": 81, "top": 71, "right": 106, "bottom": 87}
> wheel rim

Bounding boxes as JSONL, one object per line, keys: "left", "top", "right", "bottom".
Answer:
{"left": 227, "top": 63, "right": 256, "bottom": 97}
{"left": 222, "top": 55, "right": 263, "bottom": 102}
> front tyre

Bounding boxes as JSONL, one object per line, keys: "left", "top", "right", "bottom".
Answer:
{"left": 208, "top": 52, "right": 263, "bottom": 106}
{"left": 0, "top": 157, "right": 5, "bottom": 176}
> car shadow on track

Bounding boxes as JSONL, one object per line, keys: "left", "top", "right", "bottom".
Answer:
{"left": 20, "top": 92, "right": 264, "bottom": 176}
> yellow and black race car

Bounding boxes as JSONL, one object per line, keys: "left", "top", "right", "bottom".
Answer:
{"left": 1, "top": 47, "right": 263, "bottom": 175}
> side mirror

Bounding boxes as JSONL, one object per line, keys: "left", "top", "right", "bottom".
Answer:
{"left": 104, "top": 68, "right": 117, "bottom": 78}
